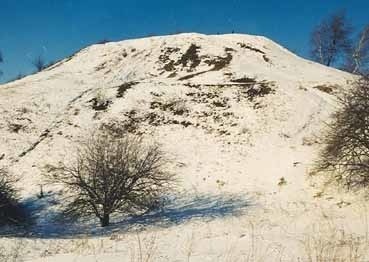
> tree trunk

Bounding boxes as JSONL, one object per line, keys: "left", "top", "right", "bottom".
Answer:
{"left": 100, "top": 214, "right": 110, "bottom": 227}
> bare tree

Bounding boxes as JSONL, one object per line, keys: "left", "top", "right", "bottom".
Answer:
{"left": 310, "top": 11, "right": 352, "bottom": 67}
{"left": 315, "top": 76, "right": 369, "bottom": 189}
{"left": 344, "top": 25, "right": 369, "bottom": 74}
{"left": 46, "top": 131, "right": 176, "bottom": 227}
{"left": 31, "top": 55, "right": 46, "bottom": 72}
{"left": 0, "top": 168, "right": 27, "bottom": 226}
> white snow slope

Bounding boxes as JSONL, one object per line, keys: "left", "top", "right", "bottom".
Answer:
{"left": 0, "top": 33, "right": 367, "bottom": 261}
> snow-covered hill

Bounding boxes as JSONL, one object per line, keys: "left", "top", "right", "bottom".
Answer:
{"left": 0, "top": 33, "right": 367, "bottom": 261}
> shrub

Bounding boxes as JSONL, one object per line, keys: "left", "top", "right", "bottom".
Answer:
{"left": 90, "top": 89, "right": 111, "bottom": 111}
{"left": 0, "top": 168, "right": 27, "bottom": 226}
{"left": 46, "top": 130, "right": 175, "bottom": 227}
{"left": 315, "top": 77, "right": 369, "bottom": 189}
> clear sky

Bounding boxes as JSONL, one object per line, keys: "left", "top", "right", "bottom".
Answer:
{"left": 0, "top": 0, "right": 368, "bottom": 83}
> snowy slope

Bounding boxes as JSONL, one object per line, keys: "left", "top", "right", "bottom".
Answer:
{"left": 0, "top": 33, "right": 366, "bottom": 261}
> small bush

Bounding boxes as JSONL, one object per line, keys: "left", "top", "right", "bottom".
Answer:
{"left": 90, "top": 89, "right": 111, "bottom": 111}
{"left": 46, "top": 130, "right": 176, "bottom": 227}
{"left": 0, "top": 168, "right": 27, "bottom": 226}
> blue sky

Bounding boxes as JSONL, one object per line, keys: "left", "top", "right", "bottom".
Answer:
{"left": 0, "top": 0, "right": 368, "bottom": 83}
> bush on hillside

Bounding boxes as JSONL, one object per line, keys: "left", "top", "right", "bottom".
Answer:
{"left": 0, "top": 168, "right": 27, "bottom": 226}
{"left": 316, "top": 76, "right": 369, "bottom": 189}
{"left": 46, "top": 129, "right": 176, "bottom": 227}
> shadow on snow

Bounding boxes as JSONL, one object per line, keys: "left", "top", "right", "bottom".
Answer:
{"left": 1, "top": 193, "right": 252, "bottom": 239}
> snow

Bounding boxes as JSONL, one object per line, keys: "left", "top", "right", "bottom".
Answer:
{"left": 0, "top": 33, "right": 367, "bottom": 261}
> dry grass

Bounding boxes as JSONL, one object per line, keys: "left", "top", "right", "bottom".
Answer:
{"left": 300, "top": 230, "right": 367, "bottom": 262}
{"left": 298, "top": 221, "right": 369, "bottom": 262}
{"left": 0, "top": 240, "right": 25, "bottom": 262}
{"left": 129, "top": 232, "right": 158, "bottom": 262}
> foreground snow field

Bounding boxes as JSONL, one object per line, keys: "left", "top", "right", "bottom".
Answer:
{"left": 0, "top": 33, "right": 368, "bottom": 261}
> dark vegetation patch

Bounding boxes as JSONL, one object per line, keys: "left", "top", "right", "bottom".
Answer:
{"left": 237, "top": 42, "right": 271, "bottom": 63}
{"left": 159, "top": 47, "right": 181, "bottom": 72}
{"left": 179, "top": 48, "right": 233, "bottom": 81}
{"left": 121, "top": 109, "right": 194, "bottom": 131}
{"left": 183, "top": 83, "right": 201, "bottom": 89}
{"left": 230, "top": 77, "right": 257, "bottom": 84}
{"left": 186, "top": 90, "right": 219, "bottom": 101}
{"left": 312, "top": 84, "right": 336, "bottom": 94}
{"left": 163, "top": 60, "right": 176, "bottom": 72}
{"left": 150, "top": 91, "right": 163, "bottom": 97}
{"left": 19, "top": 129, "right": 50, "bottom": 158}
{"left": 212, "top": 98, "right": 230, "bottom": 108}
{"left": 168, "top": 72, "right": 177, "bottom": 78}
{"left": 225, "top": 47, "right": 236, "bottom": 52}
{"left": 178, "top": 71, "right": 209, "bottom": 81}
{"left": 193, "top": 77, "right": 275, "bottom": 102}
{"left": 204, "top": 52, "right": 233, "bottom": 71}
{"left": 158, "top": 45, "right": 233, "bottom": 80}
{"left": 8, "top": 123, "right": 25, "bottom": 133}
{"left": 107, "top": 111, "right": 140, "bottom": 133}
{"left": 242, "top": 81, "right": 276, "bottom": 102}
{"left": 116, "top": 82, "right": 138, "bottom": 98}
{"left": 90, "top": 98, "right": 112, "bottom": 111}
{"left": 237, "top": 43, "right": 265, "bottom": 54}
{"left": 159, "top": 47, "right": 181, "bottom": 63}
{"left": 177, "top": 44, "right": 201, "bottom": 70}
{"left": 101, "top": 80, "right": 274, "bottom": 138}
{"left": 150, "top": 100, "right": 188, "bottom": 116}
{"left": 263, "top": 55, "right": 271, "bottom": 63}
